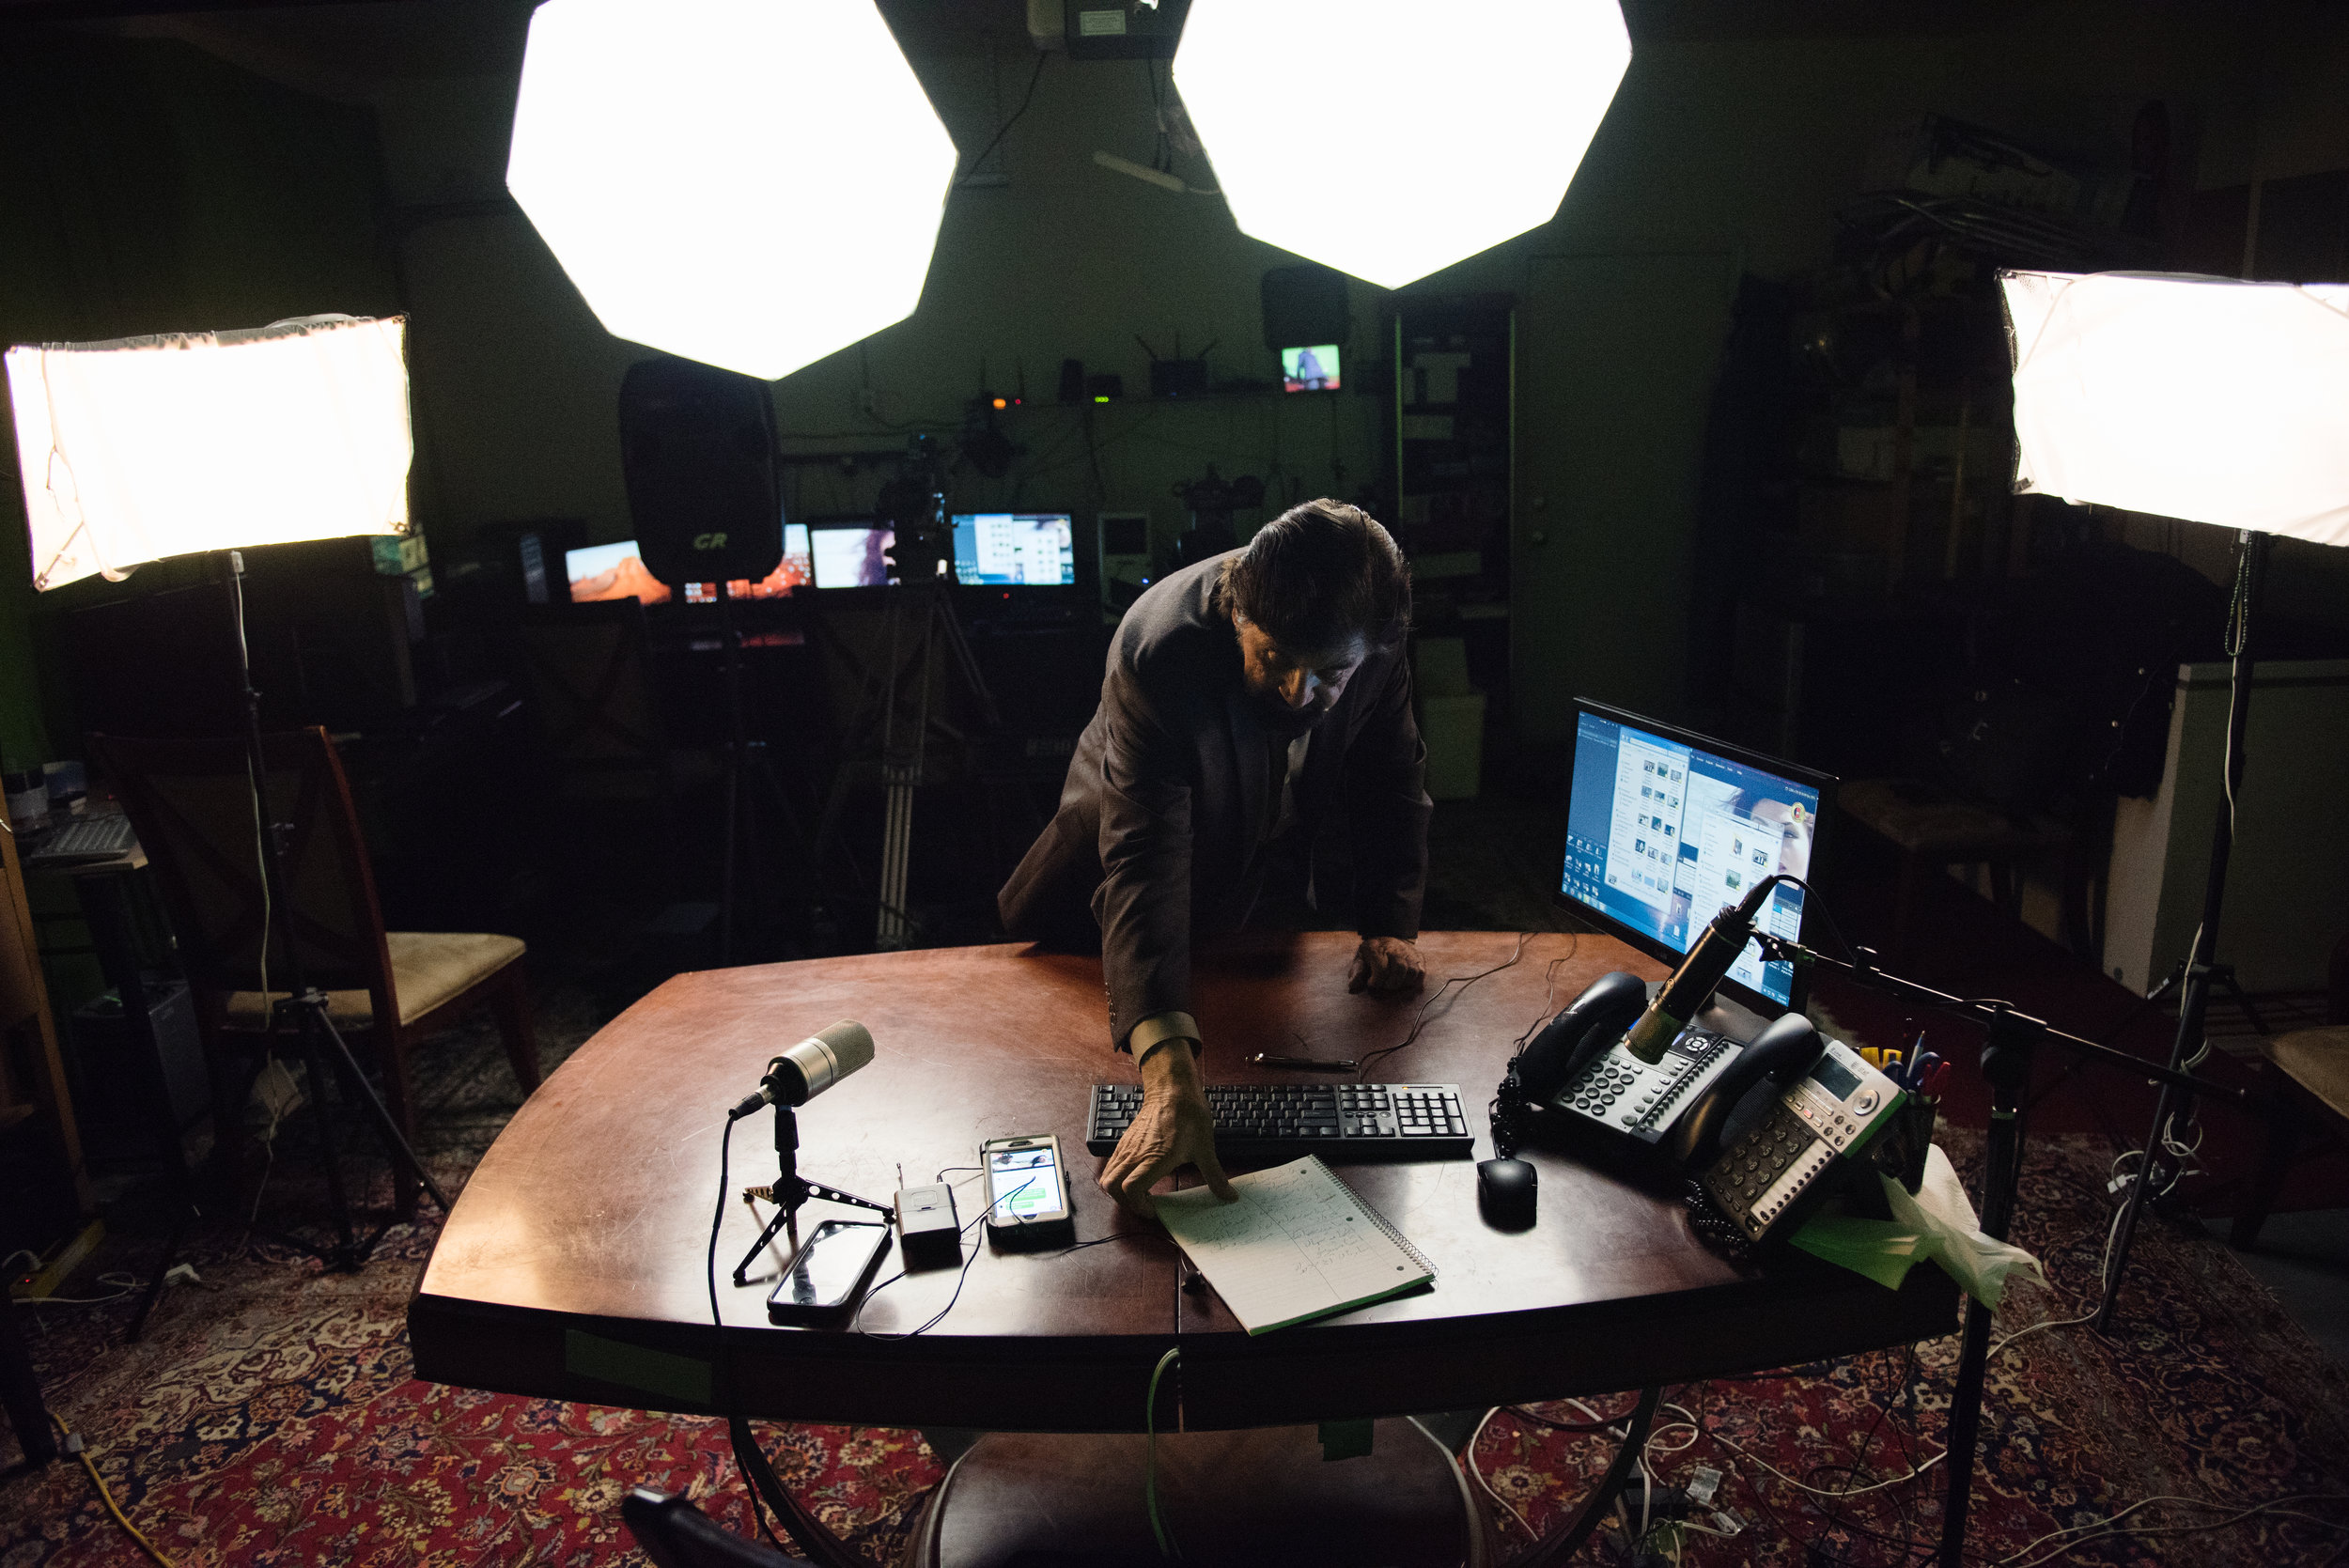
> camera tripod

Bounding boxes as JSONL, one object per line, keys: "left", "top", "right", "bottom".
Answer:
{"left": 810, "top": 438, "right": 998, "bottom": 950}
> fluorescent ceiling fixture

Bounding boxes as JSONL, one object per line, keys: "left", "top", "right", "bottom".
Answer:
{"left": 7, "top": 317, "right": 411, "bottom": 592}
{"left": 507, "top": 0, "right": 957, "bottom": 380}
{"left": 2002, "top": 271, "right": 2349, "bottom": 545}
{"left": 1173, "top": 0, "right": 1630, "bottom": 289}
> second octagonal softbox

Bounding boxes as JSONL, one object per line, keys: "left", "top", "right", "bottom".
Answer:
{"left": 617, "top": 356, "right": 784, "bottom": 584}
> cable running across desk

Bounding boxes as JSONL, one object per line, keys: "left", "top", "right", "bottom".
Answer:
{"left": 1351, "top": 930, "right": 1533, "bottom": 1080}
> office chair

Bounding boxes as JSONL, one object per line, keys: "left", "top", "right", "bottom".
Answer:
{"left": 622, "top": 1488, "right": 811, "bottom": 1567}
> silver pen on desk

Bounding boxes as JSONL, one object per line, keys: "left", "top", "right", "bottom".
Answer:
{"left": 1249, "top": 1052, "right": 1358, "bottom": 1072}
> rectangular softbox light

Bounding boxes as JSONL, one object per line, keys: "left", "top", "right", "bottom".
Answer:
{"left": 6, "top": 315, "right": 412, "bottom": 591}
{"left": 2000, "top": 270, "right": 2349, "bottom": 545}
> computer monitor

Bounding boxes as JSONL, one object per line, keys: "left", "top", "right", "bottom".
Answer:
{"left": 1557, "top": 700, "right": 1834, "bottom": 1015}
{"left": 950, "top": 513, "right": 1078, "bottom": 586}
{"left": 1281, "top": 344, "right": 1341, "bottom": 393}
{"left": 680, "top": 522, "right": 812, "bottom": 603}
{"left": 565, "top": 538, "right": 670, "bottom": 605}
{"left": 809, "top": 520, "right": 896, "bottom": 588}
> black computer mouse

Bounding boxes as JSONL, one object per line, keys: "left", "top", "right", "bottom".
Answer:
{"left": 1477, "top": 1157, "right": 1537, "bottom": 1228}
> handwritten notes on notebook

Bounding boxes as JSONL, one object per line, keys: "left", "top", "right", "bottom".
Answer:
{"left": 1157, "top": 1157, "right": 1436, "bottom": 1335}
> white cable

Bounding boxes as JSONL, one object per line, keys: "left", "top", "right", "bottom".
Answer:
{"left": 1462, "top": 1406, "right": 1537, "bottom": 1540}
{"left": 1995, "top": 1491, "right": 2349, "bottom": 1568}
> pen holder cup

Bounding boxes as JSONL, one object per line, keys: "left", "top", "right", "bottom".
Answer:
{"left": 1872, "top": 1096, "right": 1937, "bottom": 1196}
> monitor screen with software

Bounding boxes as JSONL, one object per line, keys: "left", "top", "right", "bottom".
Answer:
{"left": 1557, "top": 701, "right": 1831, "bottom": 1013}
{"left": 951, "top": 512, "right": 1077, "bottom": 585}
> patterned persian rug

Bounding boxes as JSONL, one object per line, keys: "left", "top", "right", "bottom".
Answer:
{"left": 6, "top": 999, "right": 2349, "bottom": 1566}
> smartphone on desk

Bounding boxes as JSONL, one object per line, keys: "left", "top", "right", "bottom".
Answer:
{"left": 982, "top": 1133, "right": 1074, "bottom": 1248}
{"left": 765, "top": 1219, "right": 892, "bottom": 1325}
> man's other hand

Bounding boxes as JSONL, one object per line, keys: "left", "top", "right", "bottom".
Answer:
{"left": 1349, "top": 936, "right": 1427, "bottom": 994}
{"left": 1101, "top": 1038, "right": 1237, "bottom": 1219}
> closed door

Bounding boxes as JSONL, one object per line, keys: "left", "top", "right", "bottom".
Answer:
{"left": 1513, "top": 252, "right": 1737, "bottom": 747}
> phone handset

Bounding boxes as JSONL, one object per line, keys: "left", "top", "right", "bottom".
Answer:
{"left": 1512, "top": 970, "right": 1648, "bottom": 1105}
{"left": 1654, "top": 1011, "right": 1822, "bottom": 1170}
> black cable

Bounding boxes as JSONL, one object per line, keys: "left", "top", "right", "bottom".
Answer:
{"left": 708, "top": 1113, "right": 788, "bottom": 1553}
{"left": 956, "top": 52, "right": 1048, "bottom": 188}
{"left": 1354, "top": 931, "right": 1532, "bottom": 1080}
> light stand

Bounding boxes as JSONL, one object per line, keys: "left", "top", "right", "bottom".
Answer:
{"left": 710, "top": 587, "right": 812, "bottom": 966}
{"left": 227, "top": 552, "right": 453, "bottom": 1269}
{"left": 2092, "top": 527, "right": 2265, "bottom": 1332}
{"left": 8, "top": 317, "right": 436, "bottom": 1272}
{"left": 1750, "top": 932, "right": 2248, "bottom": 1568}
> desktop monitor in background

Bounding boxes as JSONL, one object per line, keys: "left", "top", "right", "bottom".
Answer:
{"left": 951, "top": 513, "right": 1077, "bottom": 585}
{"left": 809, "top": 520, "right": 896, "bottom": 588}
{"left": 566, "top": 538, "right": 670, "bottom": 604}
{"left": 1281, "top": 344, "right": 1341, "bottom": 393}
{"left": 1557, "top": 701, "right": 1834, "bottom": 1015}
{"left": 681, "top": 522, "right": 812, "bottom": 603}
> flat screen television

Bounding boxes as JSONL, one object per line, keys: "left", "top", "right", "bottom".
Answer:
{"left": 1280, "top": 344, "right": 1341, "bottom": 393}
{"left": 808, "top": 520, "right": 896, "bottom": 589}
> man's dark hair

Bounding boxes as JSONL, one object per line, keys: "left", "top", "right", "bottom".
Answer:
{"left": 1220, "top": 500, "right": 1411, "bottom": 652}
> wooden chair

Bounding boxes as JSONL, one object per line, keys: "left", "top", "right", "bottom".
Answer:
{"left": 1839, "top": 777, "right": 2085, "bottom": 964}
{"left": 87, "top": 728, "right": 538, "bottom": 1219}
{"left": 2231, "top": 934, "right": 2349, "bottom": 1250}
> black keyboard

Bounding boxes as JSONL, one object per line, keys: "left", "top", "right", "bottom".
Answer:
{"left": 1086, "top": 1082, "right": 1474, "bottom": 1160}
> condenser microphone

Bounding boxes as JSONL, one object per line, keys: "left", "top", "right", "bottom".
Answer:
{"left": 1621, "top": 877, "right": 1781, "bottom": 1063}
{"left": 728, "top": 1020, "right": 874, "bottom": 1118}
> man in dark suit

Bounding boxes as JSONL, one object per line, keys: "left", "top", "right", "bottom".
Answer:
{"left": 999, "top": 500, "right": 1432, "bottom": 1216}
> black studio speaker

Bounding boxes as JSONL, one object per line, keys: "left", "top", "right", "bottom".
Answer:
{"left": 1261, "top": 263, "right": 1351, "bottom": 351}
{"left": 617, "top": 358, "right": 785, "bottom": 585}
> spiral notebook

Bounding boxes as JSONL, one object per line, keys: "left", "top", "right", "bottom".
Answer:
{"left": 1157, "top": 1157, "right": 1437, "bottom": 1335}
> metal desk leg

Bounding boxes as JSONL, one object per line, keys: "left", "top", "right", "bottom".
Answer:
{"left": 1506, "top": 1386, "right": 1662, "bottom": 1568}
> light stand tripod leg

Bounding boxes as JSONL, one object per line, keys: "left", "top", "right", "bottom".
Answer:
{"left": 307, "top": 1003, "right": 454, "bottom": 1216}
{"left": 1938, "top": 1006, "right": 2036, "bottom": 1568}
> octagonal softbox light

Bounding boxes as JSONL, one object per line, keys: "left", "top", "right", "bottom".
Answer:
{"left": 1173, "top": 0, "right": 1631, "bottom": 289}
{"left": 507, "top": 0, "right": 957, "bottom": 380}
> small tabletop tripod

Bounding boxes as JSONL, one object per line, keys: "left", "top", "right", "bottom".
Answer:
{"left": 728, "top": 1064, "right": 890, "bottom": 1287}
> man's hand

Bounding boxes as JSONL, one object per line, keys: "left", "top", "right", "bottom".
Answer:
{"left": 1349, "top": 936, "right": 1426, "bottom": 994}
{"left": 1100, "top": 1037, "right": 1237, "bottom": 1219}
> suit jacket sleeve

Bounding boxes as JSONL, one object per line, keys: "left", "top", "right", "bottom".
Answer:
{"left": 1091, "top": 666, "right": 1196, "bottom": 1051}
{"left": 1345, "top": 649, "right": 1432, "bottom": 940}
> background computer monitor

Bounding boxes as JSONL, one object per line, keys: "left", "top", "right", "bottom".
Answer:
{"left": 950, "top": 512, "right": 1077, "bottom": 586}
{"left": 1556, "top": 700, "right": 1834, "bottom": 1015}
{"left": 809, "top": 520, "right": 895, "bottom": 588}
{"left": 680, "top": 522, "right": 811, "bottom": 603}
{"left": 565, "top": 538, "right": 670, "bottom": 604}
{"left": 1281, "top": 344, "right": 1341, "bottom": 393}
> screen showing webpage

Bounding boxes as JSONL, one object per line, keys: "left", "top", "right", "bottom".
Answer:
{"left": 1559, "top": 710, "right": 1818, "bottom": 1007}
{"left": 952, "top": 513, "right": 1077, "bottom": 585}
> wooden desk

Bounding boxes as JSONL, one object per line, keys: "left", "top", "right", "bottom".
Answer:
{"left": 409, "top": 931, "right": 1955, "bottom": 1436}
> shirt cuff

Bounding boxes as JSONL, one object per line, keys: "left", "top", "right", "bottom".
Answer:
{"left": 1127, "top": 1011, "right": 1202, "bottom": 1060}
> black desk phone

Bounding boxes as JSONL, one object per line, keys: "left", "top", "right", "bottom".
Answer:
{"left": 1514, "top": 970, "right": 1825, "bottom": 1171}
{"left": 1509, "top": 971, "right": 1905, "bottom": 1245}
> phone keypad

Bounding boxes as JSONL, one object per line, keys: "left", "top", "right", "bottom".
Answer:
{"left": 1703, "top": 1104, "right": 1826, "bottom": 1240}
{"left": 1555, "top": 1032, "right": 1735, "bottom": 1141}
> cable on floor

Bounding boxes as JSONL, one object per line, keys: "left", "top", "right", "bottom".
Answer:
{"left": 50, "top": 1412, "right": 180, "bottom": 1568}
